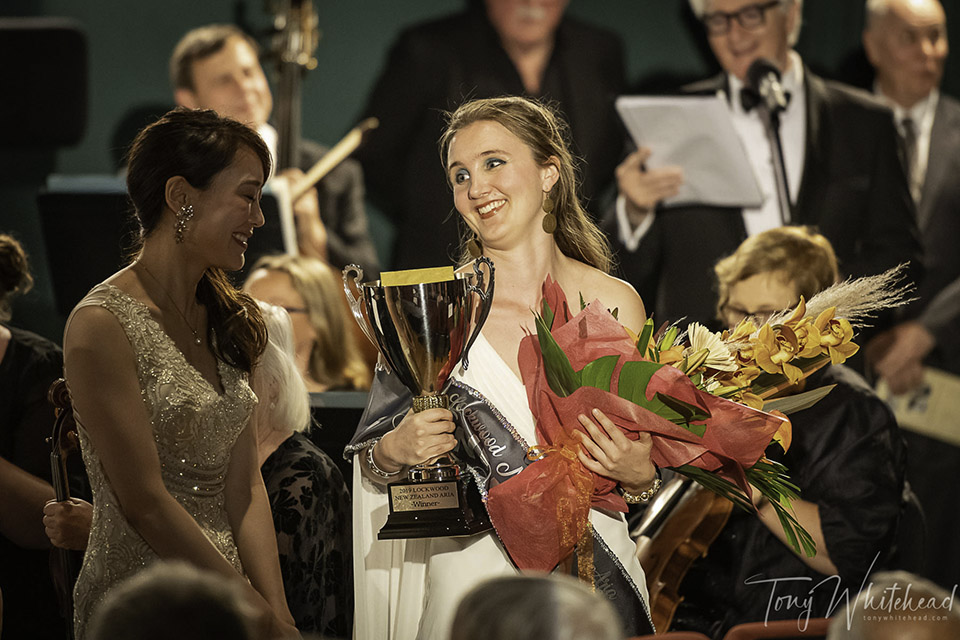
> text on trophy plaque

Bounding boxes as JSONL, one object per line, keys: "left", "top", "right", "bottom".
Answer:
{"left": 390, "top": 482, "right": 461, "bottom": 512}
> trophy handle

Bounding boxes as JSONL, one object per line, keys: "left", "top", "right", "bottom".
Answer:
{"left": 341, "top": 264, "right": 378, "bottom": 349}
{"left": 461, "top": 256, "right": 495, "bottom": 371}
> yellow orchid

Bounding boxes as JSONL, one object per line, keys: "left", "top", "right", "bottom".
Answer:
{"left": 754, "top": 324, "right": 804, "bottom": 383}
{"left": 790, "top": 317, "right": 824, "bottom": 359}
{"left": 723, "top": 318, "right": 758, "bottom": 343}
{"left": 780, "top": 297, "right": 808, "bottom": 329}
{"left": 723, "top": 319, "right": 760, "bottom": 369}
{"left": 738, "top": 390, "right": 766, "bottom": 411}
{"left": 658, "top": 344, "right": 685, "bottom": 366}
{"left": 770, "top": 412, "right": 793, "bottom": 453}
{"left": 714, "top": 365, "right": 763, "bottom": 390}
{"left": 814, "top": 307, "right": 860, "bottom": 364}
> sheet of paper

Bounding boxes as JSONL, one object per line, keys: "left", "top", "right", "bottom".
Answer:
{"left": 877, "top": 368, "right": 960, "bottom": 447}
{"left": 615, "top": 95, "right": 764, "bottom": 208}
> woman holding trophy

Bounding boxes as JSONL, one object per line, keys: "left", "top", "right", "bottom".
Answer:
{"left": 348, "top": 96, "right": 657, "bottom": 638}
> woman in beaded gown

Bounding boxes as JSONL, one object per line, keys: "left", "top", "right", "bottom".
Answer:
{"left": 63, "top": 108, "right": 296, "bottom": 639}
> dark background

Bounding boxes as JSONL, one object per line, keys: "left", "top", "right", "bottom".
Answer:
{"left": 3, "top": 0, "right": 959, "bottom": 343}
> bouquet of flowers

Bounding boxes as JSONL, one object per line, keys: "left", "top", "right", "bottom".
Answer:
{"left": 485, "top": 270, "right": 910, "bottom": 573}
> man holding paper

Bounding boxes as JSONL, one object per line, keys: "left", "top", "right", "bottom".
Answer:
{"left": 607, "top": 0, "right": 921, "bottom": 329}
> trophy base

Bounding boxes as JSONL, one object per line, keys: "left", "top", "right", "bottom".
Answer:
{"left": 379, "top": 477, "right": 492, "bottom": 540}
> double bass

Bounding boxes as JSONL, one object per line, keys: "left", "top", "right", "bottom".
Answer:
{"left": 634, "top": 475, "right": 733, "bottom": 631}
{"left": 268, "top": 0, "right": 319, "bottom": 172}
{"left": 264, "top": 1, "right": 378, "bottom": 253}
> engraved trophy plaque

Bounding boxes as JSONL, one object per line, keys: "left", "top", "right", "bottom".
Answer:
{"left": 343, "top": 258, "right": 495, "bottom": 539}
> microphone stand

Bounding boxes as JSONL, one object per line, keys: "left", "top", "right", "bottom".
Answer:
{"left": 757, "top": 103, "right": 793, "bottom": 225}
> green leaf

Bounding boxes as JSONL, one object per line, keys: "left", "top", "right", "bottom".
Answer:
{"left": 637, "top": 318, "right": 654, "bottom": 356}
{"left": 672, "top": 462, "right": 817, "bottom": 558}
{"left": 762, "top": 385, "right": 836, "bottom": 415}
{"left": 578, "top": 355, "right": 619, "bottom": 392}
{"left": 579, "top": 291, "right": 587, "bottom": 311}
{"left": 540, "top": 298, "right": 556, "bottom": 332}
{"left": 655, "top": 393, "right": 710, "bottom": 436}
{"left": 534, "top": 312, "right": 580, "bottom": 397}
{"left": 660, "top": 325, "right": 678, "bottom": 350}
{"left": 617, "top": 361, "right": 704, "bottom": 432}
{"left": 746, "top": 460, "right": 817, "bottom": 557}
{"left": 671, "top": 465, "right": 753, "bottom": 511}
{"left": 617, "top": 360, "right": 663, "bottom": 405}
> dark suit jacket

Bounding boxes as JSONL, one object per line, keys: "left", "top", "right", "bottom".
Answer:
{"left": 608, "top": 68, "right": 922, "bottom": 329}
{"left": 299, "top": 140, "right": 380, "bottom": 278}
{"left": 356, "top": 6, "right": 625, "bottom": 269}
{"left": 912, "top": 94, "right": 960, "bottom": 372}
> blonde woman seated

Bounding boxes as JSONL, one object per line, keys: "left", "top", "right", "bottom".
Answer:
{"left": 244, "top": 255, "right": 370, "bottom": 392}
{"left": 670, "top": 226, "right": 906, "bottom": 638}
{"left": 253, "top": 302, "right": 352, "bottom": 637}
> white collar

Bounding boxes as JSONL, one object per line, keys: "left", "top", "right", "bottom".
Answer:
{"left": 874, "top": 85, "right": 939, "bottom": 127}
{"left": 257, "top": 123, "right": 279, "bottom": 178}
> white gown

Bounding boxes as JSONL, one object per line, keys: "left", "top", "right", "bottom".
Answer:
{"left": 351, "top": 333, "right": 649, "bottom": 640}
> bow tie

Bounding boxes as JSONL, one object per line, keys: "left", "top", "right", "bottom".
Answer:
{"left": 739, "top": 87, "right": 792, "bottom": 112}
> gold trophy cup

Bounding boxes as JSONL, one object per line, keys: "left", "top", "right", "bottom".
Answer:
{"left": 343, "top": 258, "right": 495, "bottom": 539}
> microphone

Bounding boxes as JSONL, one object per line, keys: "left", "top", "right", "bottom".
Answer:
{"left": 746, "top": 58, "right": 789, "bottom": 114}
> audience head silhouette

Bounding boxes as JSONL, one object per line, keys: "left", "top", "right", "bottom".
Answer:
{"left": 449, "top": 573, "right": 623, "bottom": 640}
{"left": 87, "top": 561, "right": 263, "bottom": 640}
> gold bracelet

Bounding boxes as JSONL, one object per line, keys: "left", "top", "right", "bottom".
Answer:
{"left": 619, "top": 476, "right": 662, "bottom": 504}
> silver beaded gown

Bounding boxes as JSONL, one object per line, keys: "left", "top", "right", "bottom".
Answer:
{"left": 69, "top": 284, "right": 256, "bottom": 638}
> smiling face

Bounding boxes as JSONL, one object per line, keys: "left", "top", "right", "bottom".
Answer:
{"left": 176, "top": 35, "right": 273, "bottom": 128}
{"left": 704, "top": 0, "right": 797, "bottom": 81}
{"left": 721, "top": 270, "right": 799, "bottom": 329}
{"left": 446, "top": 120, "right": 559, "bottom": 251}
{"left": 183, "top": 145, "right": 265, "bottom": 271}
{"left": 864, "top": 0, "right": 948, "bottom": 109}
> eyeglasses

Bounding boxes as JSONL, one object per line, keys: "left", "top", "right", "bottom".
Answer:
{"left": 280, "top": 306, "right": 309, "bottom": 315}
{"left": 702, "top": 0, "right": 783, "bottom": 36}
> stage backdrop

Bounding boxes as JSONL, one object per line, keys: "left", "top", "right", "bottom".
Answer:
{"left": 3, "top": 0, "right": 959, "bottom": 341}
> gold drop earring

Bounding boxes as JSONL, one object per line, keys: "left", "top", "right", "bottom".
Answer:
{"left": 541, "top": 192, "right": 556, "bottom": 234}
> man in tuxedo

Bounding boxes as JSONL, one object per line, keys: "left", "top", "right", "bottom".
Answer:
{"left": 357, "top": 0, "right": 625, "bottom": 269}
{"left": 607, "top": 0, "right": 921, "bottom": 329}
{"left": 862, "top": 0, "right": 960, "bottom": 591}
{"left": 171, "top": 25, "right": 380, "bottom": 276}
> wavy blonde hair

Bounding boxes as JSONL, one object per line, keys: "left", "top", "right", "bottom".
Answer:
{"left": 439, "top": 96, "right": 613, "bottom": 273}
{"left": 714, "top": 226, "right": 839, "bottom": 318}
{"left": 253, "top": 302, "right": 311, "bottom": 434}
{"left": 247, "top": 255, "right": 371, "bottom": 390}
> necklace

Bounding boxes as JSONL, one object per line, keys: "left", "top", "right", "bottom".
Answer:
{"left": 136, "top": 261, "right": 203, "bottom": 346}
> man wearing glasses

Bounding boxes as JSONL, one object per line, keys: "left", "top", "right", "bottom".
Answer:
{"left": 609, "top": 0, "right": 921, "bottom": 334}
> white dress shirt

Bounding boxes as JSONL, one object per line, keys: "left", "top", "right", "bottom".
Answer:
{"left": 257, "top": 122, "right": 279, "bottom": 178}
